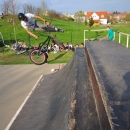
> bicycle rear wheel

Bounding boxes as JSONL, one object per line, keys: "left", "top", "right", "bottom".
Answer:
{"left": 30, "top": 49, "right": 47, "bottom": 65}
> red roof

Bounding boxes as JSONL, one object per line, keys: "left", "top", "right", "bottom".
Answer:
{"left": 86, "top": 11, "right": 108, "bottom": 19}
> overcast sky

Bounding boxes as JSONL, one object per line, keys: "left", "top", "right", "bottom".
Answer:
{"left": 0, "top": 0, "right": 130, "bottom": 14}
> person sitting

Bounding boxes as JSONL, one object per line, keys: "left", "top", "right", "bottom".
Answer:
{"left": 0, "top": 13, "right": 4, "bottom": 19}
{"left": 75, "top": 44, "right": 79, "bottom": 48}
{"left": 50, "top": 40, "right": 59, "bottom": 53}
{"left": 100, "top": 26, "right": 114, "bottom": 41}
{"left": 65, "top": 42, "right": 69, "bottom": 50}
{"left": 11, "top": 43, "right": 17, "bottom": 50}
{"left": 8, "top": 18, "right": 13, "bottom": 23}
{"left": 68, "top": 43, "right": 73, "bottom": 50}
{"left": 59, "top": 43, "right": 65, "bottom": 51}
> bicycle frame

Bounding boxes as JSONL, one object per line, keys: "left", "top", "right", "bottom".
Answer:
{"left": 37, "top": 34, "right": 55, "bottom": 52}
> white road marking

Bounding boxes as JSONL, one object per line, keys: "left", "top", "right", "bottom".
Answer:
{"left": 5, "top": 75, "right": 43, "bottom": 130}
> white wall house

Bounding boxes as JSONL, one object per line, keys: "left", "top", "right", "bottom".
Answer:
{"left": 86, "top": 11, "right": 108, "bottom": 25}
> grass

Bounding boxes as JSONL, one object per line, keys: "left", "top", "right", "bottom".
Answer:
{"left": 0, "top": 15, "right": 130, "bottom": 65}
{"left": 0, "top": 48, "right": 73, "bottom": 65}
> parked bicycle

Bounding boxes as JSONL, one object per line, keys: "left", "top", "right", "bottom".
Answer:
{"left": 29, "top": 33, "right": 59, "bottom": 65}
{"left": 88, "top": 31, "right": 104, "bottom": 41}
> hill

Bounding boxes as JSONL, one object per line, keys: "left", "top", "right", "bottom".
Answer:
{"left": 0, "top": 14, "right": 130, "bottom": 65}
{"left": 0, "top": 14, "right": 88, "bottom": 46}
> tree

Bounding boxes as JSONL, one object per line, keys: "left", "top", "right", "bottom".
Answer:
{"left": 7, "top": 0, "right": 20, "bottom": 14}
{"left": 74, "top": 10, "right": 85, "bottom": 23}
{"left": 85, "top": 20, "right": 88, "bottom": 26}
{"left": 89, "top": 17, "right": 94, "bottom": 27}
{"left": 40, "top": 0, "right": 48, "bottom": 16}
{"left": 48, "top": 10, "right": 62, "bottom": 20}
{"left": 124, "top": 13, "right": 130, "bottom": 21}
{"left": 0, "top": 0, "right": 9, "bottom": 14}
{"left": 22, "top": 4, "right": 28, "bottom": 14}
{"left": 21, "top": 0, "right": 48, "bottom": 15}
{"left": 22, "top": 4, "right": 37, "bottom": 14}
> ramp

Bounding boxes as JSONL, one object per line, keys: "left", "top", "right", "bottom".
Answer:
{"left": 86, "top": 40, "right": 130, "bottom": 130}
{"left": 9, "top": 48, "right": 108, "bottom": 130}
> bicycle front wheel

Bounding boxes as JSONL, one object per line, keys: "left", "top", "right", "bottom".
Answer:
{"left": 30, "top": 49, "right": 47, "bottom": 65}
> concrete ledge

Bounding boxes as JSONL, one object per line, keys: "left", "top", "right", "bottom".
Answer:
{"left": 85, "top": 40, "right": 130, "bottom": 130}
{"left": 85, "top": 43, "right": 111, "bottom": 130}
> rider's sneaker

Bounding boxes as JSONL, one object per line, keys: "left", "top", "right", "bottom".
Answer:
{"left": 54, "top": 27, "right": 64, "bottom": 32}
{"left": 58, "top": 28, "right": 64, "bottom": 32}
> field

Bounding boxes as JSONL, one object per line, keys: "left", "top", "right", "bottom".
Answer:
{"left": 0, "top": 15, "right": 130, "bottom": 65}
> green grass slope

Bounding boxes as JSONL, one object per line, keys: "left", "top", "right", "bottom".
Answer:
{"left": 0, "top": 15, "right": 130, "bottom": 65}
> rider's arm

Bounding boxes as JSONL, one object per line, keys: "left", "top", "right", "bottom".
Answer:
{"left": 34, "top": 15, "right": 46, "bottom": 23}
{"left": 25, "top": 28, "right": 38, "bottom": 39}
{"left": 34, "top": 15, "right": 50, "bottom": 25}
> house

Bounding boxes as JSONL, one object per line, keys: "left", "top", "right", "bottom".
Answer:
{"left": 86, "top": 11, "right": 108, "bottom": 25}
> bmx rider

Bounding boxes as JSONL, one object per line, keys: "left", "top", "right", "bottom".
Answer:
{"left": 18, "top": 13, "right": 64, "bottom": 39}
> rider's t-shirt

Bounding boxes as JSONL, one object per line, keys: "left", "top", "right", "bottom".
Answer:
{"left": 108, "top": 29, "right": 114, "bottom": 40}
{"left": 21, "top": 13, "right": 35, "bottom": 29}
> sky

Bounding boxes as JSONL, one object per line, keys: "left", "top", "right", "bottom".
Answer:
{"left": 0, "top": 0, "right": 130, "bottom": 14}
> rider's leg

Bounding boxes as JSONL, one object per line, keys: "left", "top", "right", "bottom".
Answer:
{"left": 35, "top": 21, "right": 64, "bottom": 32}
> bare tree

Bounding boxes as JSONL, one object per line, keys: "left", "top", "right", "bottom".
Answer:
{"left": 22, "top": 4, "right": 37, "bottom": 14}
{"left": 35, "top": 8, "right": 43, "bottom": 16}
{"left": 0, "top": 0, "right": 9, "bottom": 15}
{"left": 22, "top": 3, "right": 28, "bottom": 14}
{"left": 40, "top": 0, "right": 48, "bottom": 16}
{"left": 7, "top": 0, "right": 20, "bottom": 14}
{"left": 48, "top": 10, "right": 62, "bottom": 19}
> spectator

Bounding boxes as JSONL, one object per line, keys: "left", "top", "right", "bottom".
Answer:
{"left": 8, "top": 18, "right": 13, "bottom": 23}
{"left": 59, "top": 43, "right": 65, "bottom": 51}
{"left": 68, "top": 43, "right": 73, "bottom": 50}
{"left": 65, "top": 42, "right": 69, "bottom": 50}
{"left": 11, "top": 43, "right": 17, "bottom": 50}
{"left": 75, "top": 44, "right": 79, "bottom": 48}
{"left": 51, "top": 41, "right": 59, "bottom": 53}
{"left": 0, "top": 13, "right": 4, "bottom": 19}
{"left": 80, "top": 43, "right": 84, "bottom": 47}
{"left": 100, "top": 26, "right": 114, "bottom": 41}
{"left": 53, "top": 44, "right": 59, "bottom": 53}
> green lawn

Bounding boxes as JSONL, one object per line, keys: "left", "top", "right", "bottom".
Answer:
{"left": 0, "top": 15, "right": 130, "bottom": 65}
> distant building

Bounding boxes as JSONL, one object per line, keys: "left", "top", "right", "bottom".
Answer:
{"left": 86, "top": 11, "right": 108, "bottom": 25}
{"left": 108, "top": 12, "right": 129, "bottom": 21}
{"left": 43, "top": 11, "right": 49, "bottom": 16}
{"left": 64, "top": 13, "right": 74, "bottom": 19}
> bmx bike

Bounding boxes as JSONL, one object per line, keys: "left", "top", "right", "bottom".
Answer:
{"left": 88, "top": 31, "right": 104, "bottom": 41}
{"left": 29, "top": 33, "right": 58, "bottom": 65}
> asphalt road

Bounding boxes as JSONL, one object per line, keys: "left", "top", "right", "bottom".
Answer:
{"left": 0, "top": 64, "right": 61, "bottom": 130}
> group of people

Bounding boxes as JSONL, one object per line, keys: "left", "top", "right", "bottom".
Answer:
{"left": 48, "top": 41, "right": 73, "bottom": 53}
{"left": 11, "top": 42, "right": 27, "bottom": 52}
{"left": 11, "top": 40, "right": 73, "bottom": 54}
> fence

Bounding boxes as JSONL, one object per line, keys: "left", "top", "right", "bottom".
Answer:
{"left": 115, "top": 31, "right": 130, "bottom": 48}
{"left": 0, "top": 32, "right": 5, "bottom": 45}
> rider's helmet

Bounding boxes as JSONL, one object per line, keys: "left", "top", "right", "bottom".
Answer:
{"left": 18, "top": 13, "right": 26, "bottom": 21}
